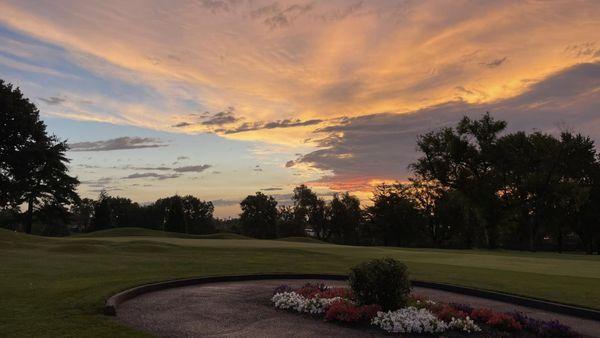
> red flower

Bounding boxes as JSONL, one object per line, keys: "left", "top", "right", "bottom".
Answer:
{"left": 433, "top": 304, "right": 467, "bottom": 322}
{"left": 317, "top": 287, "right": 354, "bottom": 300}
{"left": 487, "top": 313, "right": 523, "bottom": 332}
{"left": 470, "top": 308, "right": 495, "bottom": 322}
{"left": 296, "top": 283, "right": 326, "bottom": 298}
{"left": 324, "top": 300, "right": 381, "bottom": 323}
{"left": 296, "top": 285, "right": 354, "bottom": 300}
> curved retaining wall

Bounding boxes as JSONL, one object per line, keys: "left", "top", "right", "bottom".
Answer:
{"left": 104, "top": 273, "right": 600, "bottom": 321}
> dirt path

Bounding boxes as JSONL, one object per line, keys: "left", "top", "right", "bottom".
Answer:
{"left": 115, "top": 279, "right": 600, "bottom": 337}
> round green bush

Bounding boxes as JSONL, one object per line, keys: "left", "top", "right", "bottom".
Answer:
{"left": 348, "top": 258, "right": 410, "bottom": 311}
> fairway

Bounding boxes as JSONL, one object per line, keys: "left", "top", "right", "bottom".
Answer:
{"left": 1, "top": 228, "right": 599, "bottom": 337}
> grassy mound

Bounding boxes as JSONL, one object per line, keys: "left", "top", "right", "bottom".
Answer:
{"left": 76, "top": 227, "right": 251, "bottom": 240}
{"left": 277, "top": 236, "right": 328, "bottom": 244}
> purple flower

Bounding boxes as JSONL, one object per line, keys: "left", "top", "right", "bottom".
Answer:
{"left": 510, "top": 312, "right": 578, "bottom": 338}
{"left": 449, "top": 302, "right": 473, "bottom": 314}
{"left": 539, "top": 320, "right": 579, "bottom": 338}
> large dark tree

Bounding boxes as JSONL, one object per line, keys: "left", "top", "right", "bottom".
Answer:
{"left": 277, "top": 205, "right": 305, "bottom": 237}
{"left": 368, "top": 183, "right": 423, "bottom": 246}
{"left": 553, "top": 132, "right": 598, "bottom": 253}
{"left": 240, "top": 192, "right": 278, "bottom": 239}
{"left": 327, "top": 192, "right": 362, "bottom": 244}
{"left": 407, "top": 179, "right": 453, "bottom": 247}
{"left": 181, "top": 195, "right": 214, "bottom": 234}
{"left": 411, "top": 113, "right": 506, "bottom": 248}
{"left": 70, "top": 198, "right": 95, "bottom": 232}
{"left": 292, "top": 184, "right": 327, "bottom": 238}
{"left": 0, "top": 80, "right": 79, "bottom": 233}
{"left": 164, "top": 195, "right": 186, "bottom": 233}
{"left": 90, "top": 191, "right": 113, "bottom": 231}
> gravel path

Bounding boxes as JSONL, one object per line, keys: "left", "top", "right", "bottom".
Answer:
{"left": 115, "top": 279, "right": 600, "bottom": 337}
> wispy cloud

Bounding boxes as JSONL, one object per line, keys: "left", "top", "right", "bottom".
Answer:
{"left": 219, "top": 118, "right": 323, "bottom": 134}
{"left": 481, "top": 57, "right": 507, "bottom": 68}
{"left": 39, "top": 96, "right": 66, "bottom": 105}
{"left": 211, "top": 198, "right": 241, "bottom": 206}
{"left": 122, "top": 172, "right": 181, "bottom": 180}
{"left": 202, "top": 108, "right": 240, "bottom": 125}
{"left": 173, "top": 165, "right": 212, "bottom": 173}
{"left": 69, "top": 137, "right": 168, "bottom": 151}
{"left": 172, "top": 122, "right": 192, "bottom": 128}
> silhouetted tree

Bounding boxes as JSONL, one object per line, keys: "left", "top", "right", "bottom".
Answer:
{"left": 240, "top": 192, "right": 278, "bottom": 238}
{"left": 327, "top": 192, "right": 362, "bottom": 244}
{"left": 292, "top": 185, "right": 328, "bottom": 239}
{"left": 368, "top": 183, "right": 423, "bottom": 246}
{"left": 90, "top": 191, "right": 113, "bottom": 231}
{"left": 36, "top": 202, "right": 71, "bottom": 236}
{"left": 165, "top": 195, "right": 186, "bottom": 233}
{"left": 70, "top": 198, "right": 95, "bottom": 232}
{"left": 0, "top": 80, "right": 79, "bottom": 233}
{"left": 411, "top": 113, "right": 506, "bottom": 248}
{"left": 277, "top": 205, "right": 305, "bottom": 237}
{"left": 181, "top": 195, "right": 215, "bottom": 234}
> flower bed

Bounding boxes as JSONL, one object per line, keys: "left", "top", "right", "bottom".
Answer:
{"left": 271, "top": 283, "right": 580, "bottom": 337}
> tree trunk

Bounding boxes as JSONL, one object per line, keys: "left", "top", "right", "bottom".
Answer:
{"left": 557, "top": 223, "right": 563, "bottom": 253}
{"left": 528, "top": 217, "right": 536, "bottom": 252}
{"left": 25, "top": 195, "right": 34, "bottom": 234}
{"left": 481, "top": 223, "right": 490, "bottom": 248}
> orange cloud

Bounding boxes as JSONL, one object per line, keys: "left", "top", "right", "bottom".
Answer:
{"left": 0, "top": 1, "right": 597, "bottom": 142}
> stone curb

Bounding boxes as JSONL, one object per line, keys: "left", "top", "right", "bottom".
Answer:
{"left": 104, "top": 274, "right": 600, "bottom": 321}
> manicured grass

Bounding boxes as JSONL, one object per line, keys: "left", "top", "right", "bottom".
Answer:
{"left": 76, "top": 227, "right": 251, "bottom": 239}
{"left": 1, "top": 228, "right": 599, "bottom": 337}
{"left": 276, "top": 236, "right": 328, "bottom": 244}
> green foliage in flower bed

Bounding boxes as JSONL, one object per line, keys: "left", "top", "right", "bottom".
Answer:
{"left": 349, "top": 258, "right": 411, "bottom": 310}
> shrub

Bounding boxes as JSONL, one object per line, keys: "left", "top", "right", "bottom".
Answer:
{"left": 324, "top": 300, "right": 381, "bottom": 323}
{"left": 349, "top": 258, "right": 410, "bottom": 310}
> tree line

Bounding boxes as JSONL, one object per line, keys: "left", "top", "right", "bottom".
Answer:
{"left": 230, "top": 114, "right": 600, "bottom": 254}
{"left": 1, "top": 79, "right": 599, "bottom": 253}
{"left": 72, "top": 192, "right": 215, "bottom": 234}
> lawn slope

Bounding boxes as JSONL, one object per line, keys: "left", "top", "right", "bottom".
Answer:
{"left": 1, "top": 228, "right": 599, "bottom": 337}
{"left": 77, "top": 227, "right": 250, "bottom": 239}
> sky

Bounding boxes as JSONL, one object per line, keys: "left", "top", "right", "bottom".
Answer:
{"left": 0, "top": 0, "right": 599, "bottom": 217}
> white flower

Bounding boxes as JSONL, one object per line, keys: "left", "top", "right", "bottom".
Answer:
{"left": 271, "top": 292, "right": 306, "bottom": 312}
{"left": 371, "top": 307, "right": 448, "bottom": 333}
{"left": 271, "top": 292, "right": 343, "bottom": 315}
{"left": 303, "top": 296, "right": 343, "bottom": 314}
{"left": 448, "top": 316, "right": 481, "bottom": 333}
